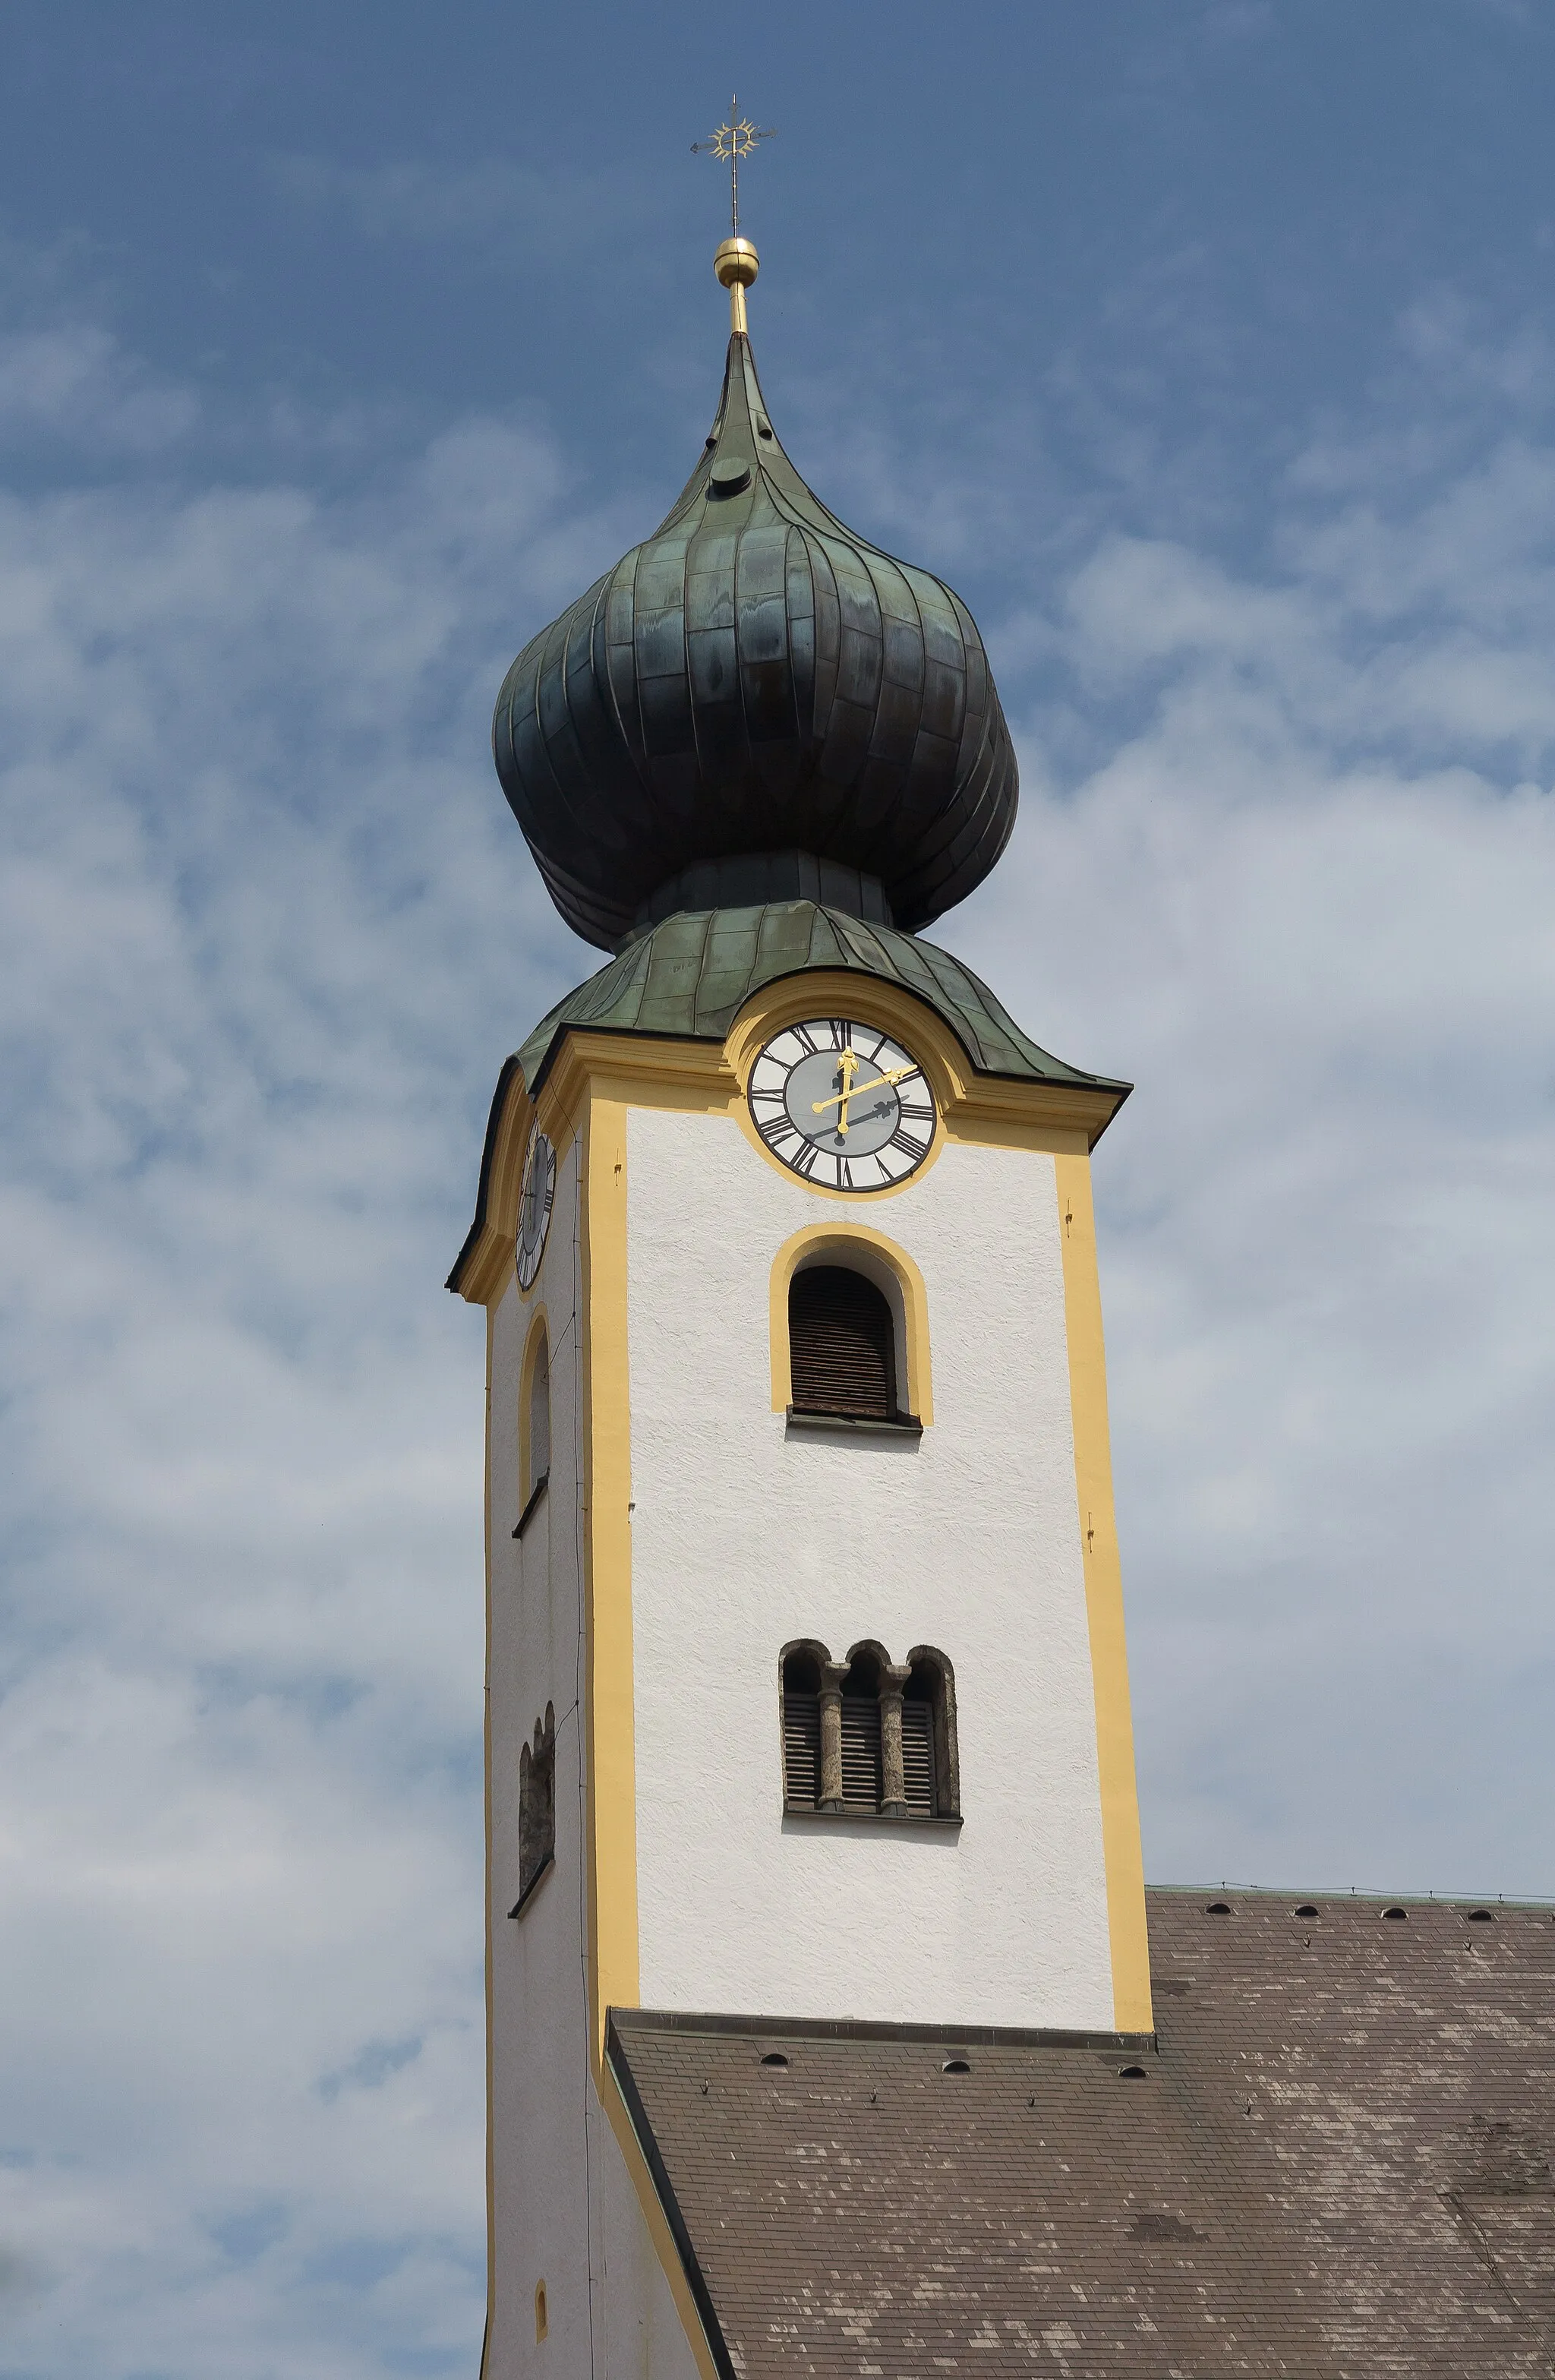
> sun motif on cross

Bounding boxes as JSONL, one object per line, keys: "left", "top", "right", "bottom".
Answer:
{"left": 692, "top": 96, "right": 776, "bottom": 231}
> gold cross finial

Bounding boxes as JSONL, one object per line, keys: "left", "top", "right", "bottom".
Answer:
{"left": 692, "top": 96, "right": 775, "bottom": 233}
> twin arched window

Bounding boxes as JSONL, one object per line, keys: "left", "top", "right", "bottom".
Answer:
{"left": 781, "top": 1641, "right": 960, "bottom": 1823}
{"left": 788, "top": 1264, "right": 906, "bottom": 1424}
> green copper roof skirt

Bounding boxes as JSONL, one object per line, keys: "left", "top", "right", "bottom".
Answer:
{"left": 515, "top": 901, "right": 1128, "bottom": 1097}
{"left": 447, "top": 902, "right": 1129, "bottom": 1292}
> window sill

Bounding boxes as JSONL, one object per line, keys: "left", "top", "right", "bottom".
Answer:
{"left": 508, "top": 1850, "right": 554, "bottom": 1918}
{"left": 784, "top": 1408, "right": 923, "bottom": 1438}
{"left": 513, "top": 1472, "right": 550, "bottom": 1539}
{"left": 783, "top": 1804, "right": 962, "bottom": 1829}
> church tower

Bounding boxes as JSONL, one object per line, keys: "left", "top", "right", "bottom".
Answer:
{"left": 449, "top": 223, "right": 1150, "bottom": 2380}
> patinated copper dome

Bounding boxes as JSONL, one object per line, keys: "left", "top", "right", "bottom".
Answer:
{"left": 493, "top": 327, "right": 1018, "bottom": 952}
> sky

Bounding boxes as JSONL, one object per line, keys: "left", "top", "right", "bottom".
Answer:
{"left": 1, "top": 1, "right": 1553, "bottom": 2372}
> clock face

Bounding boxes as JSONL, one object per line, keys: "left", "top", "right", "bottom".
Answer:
{"left": 746, "top": 1018, "right": 936, "bottom": 1192}
{"left": 516, "top": 1128, "right": 557, "bottom": 1289}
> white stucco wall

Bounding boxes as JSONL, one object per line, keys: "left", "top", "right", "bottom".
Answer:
{"left": 482, "top": 1083, "right": 1122, "bottom": 2375}
{"left": 486, "top": 1132, "right": 703, "bottom": 2380}
{"left": 626, "top": 1106, "right": 1115, "bottom": 2032}
{"left": 486, "top": 1129, "right": 591, "bottom": 2380}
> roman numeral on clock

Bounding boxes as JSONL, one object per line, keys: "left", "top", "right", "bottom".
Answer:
{"left": 747, "top": 1020, "right": 935, "bottom": 1192}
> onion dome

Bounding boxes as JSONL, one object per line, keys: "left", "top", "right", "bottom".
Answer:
{"left": 493, "top": 246, "right": 1018, "bottom": 952}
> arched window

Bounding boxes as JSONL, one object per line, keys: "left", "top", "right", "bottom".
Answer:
{"left": 527, "top": 1334, "right": 550, "bottom": 1501}
{"left": 515, "top": 1327, "right": 551, "bottom": 1539}
{"left": 512, "top": 1703, "right": 556, "bottom": 1915}
{"left": 838, "top": 1646, "right": 885, "bottom": 1810}
{"left": 904, "top": 1649, "right": 960, "bottom": 1820}
{"left": 781, "top": 1645, "right": 822, "bottom": 1807}
{"left": 788, "top": 1266, "right": 898, "bottom": 1422}
{"left": 779, "top": 1640, "right": 960, "bottom": 1823}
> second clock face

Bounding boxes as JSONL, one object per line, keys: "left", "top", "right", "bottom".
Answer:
{"left": 747, "top": 1018, "right": 936, "bottom": 1192}
{"left": 516, "top": 1128, "right": 557, "bottom": 1289}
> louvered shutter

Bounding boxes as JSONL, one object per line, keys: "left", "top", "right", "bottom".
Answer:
{"left": 901, "top": 1698, "right": 935, "bottom": 1817}
{"left": 782, "top": 1691, "right": 820, "bottom": 1807}
{"left": 839, "top": 1697, "right": 882, "bottom": 1810}
{"left": 789, "top": 1267, "right": 896, "bottom": 1420}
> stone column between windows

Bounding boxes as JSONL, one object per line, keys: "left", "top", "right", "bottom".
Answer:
{"left": 880, "top": 1661, "right": 912, "bottom": 1818}
{"left": 819, "top": 1661, "right": 847, "bottom": 1811}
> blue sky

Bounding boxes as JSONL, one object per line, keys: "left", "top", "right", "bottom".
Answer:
{"left": 2, "top": 3, "right": 1553, "bottom": 2372}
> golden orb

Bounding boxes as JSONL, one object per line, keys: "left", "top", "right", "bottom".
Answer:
{"left": 714, "top": 235, "right": 759, "bottom": 289}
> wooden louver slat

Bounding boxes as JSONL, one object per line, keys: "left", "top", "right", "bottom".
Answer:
{"left": 789, "top": 1267, "right": 897, "bottom": 1420}
{"left": 901, "top": 1698, "right": 935, "bottom": 1818}
{"left": 840, "top": 1697, "right": 882, "bottom": 1810}
{"left": 782, "top": 1691, "right": 821, "bottom": 1807}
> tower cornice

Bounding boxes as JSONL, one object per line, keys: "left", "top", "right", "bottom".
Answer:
{"left": 448, "top": 959, "right": 1128, "bottom": 1304}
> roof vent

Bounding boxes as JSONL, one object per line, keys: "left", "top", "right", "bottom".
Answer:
{"left": 1294, "top": 1903, "right": 1319, "bottom": 1918}
{"left": 1467, "top": 1908, "right": 1495, "bottom": 1923}
{"left": 1118, "top": 2064, "right": 1148, "bottom": 2080}
{"left": 760, "top": 2051, "right": 789, "bottom": 2067}
{"left": 942, "top": 2057, "right": 971, "bottom": 2075}
{"left": 1383, "top": 1906, "right": 1408, "bottom": 1921}
{"left": 1205, "top": 1900, "right": 1232, "bottom": 1916}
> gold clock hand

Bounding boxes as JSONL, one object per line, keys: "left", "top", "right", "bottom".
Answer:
{"left": 812, "top": 1062, "right": 911, "bottom": 1116}
{"left": 831, "top": 1046, "right": 859, "bottom": 1139}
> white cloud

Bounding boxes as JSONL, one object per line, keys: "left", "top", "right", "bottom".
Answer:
{"left": 2, "top": 232, "right": 1553, "bottom": 2374}
{"left": 0, "top": 323, "right": 197, "bottom": 451}
{"left": 0, "top": 341, "right": 610, "bottom": 2374}
{"left": 959, "top": 419, "right": 1555, "bottom": 1899}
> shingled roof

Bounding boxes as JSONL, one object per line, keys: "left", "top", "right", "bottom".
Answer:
{"left": 607, "top": 1888, "right": 1555, "bottom": 2379}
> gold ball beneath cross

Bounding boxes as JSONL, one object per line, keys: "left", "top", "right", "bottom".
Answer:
{"left": 714, "top": 236, "right": 759, "bottom": 291}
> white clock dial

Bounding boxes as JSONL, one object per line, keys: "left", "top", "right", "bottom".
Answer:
{"left": 516, "top": 1128, "right": 557, "bottom": 1289}
{"left": 746, "top": 1018, "right": 936, "bottom": 1192}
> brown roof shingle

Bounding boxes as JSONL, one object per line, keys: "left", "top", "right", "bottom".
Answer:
{"left": 607, "top": 1889, "right": 1555, "bottom": 2379}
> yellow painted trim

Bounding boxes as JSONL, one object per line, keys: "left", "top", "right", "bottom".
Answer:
{"left": 481, "top": 1299, "right": 497, "bottom": 2368}
{"left": 579, "top": 1096, "right": 639, "bottom": 2075}
{"left": 724, "top": 971, "right": 1122, "bottom": 1197}
{"left": 597, "top": 2060, "right": 725, "bottom": 2380}
{"left": 456, "top": 1072, "right": 584, "bottom": 1310}
{"left": 516, "top": 1302, "right": 550, "bottom": 1507}
{"left": 1054, "top": 1151, "right": 1153, "bottom": 2033}
{"left": 727, "top": 975, "right": 951, "bottom": 1201}
{"left": 453, "top": 995, "right": 1126, "bottom": 1297}
{"left": 726, "top": 969, "right": 1123, "bottom": 1139}
{"left": 547, "top": 1032, "right": 739, "bottom": 1121}
{"left": 768, "top": 1220, "right": 935, "bottom": 1425}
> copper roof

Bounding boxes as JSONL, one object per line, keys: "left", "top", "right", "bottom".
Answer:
{"left": 513, "top": 900, "right": 1127, "bottom": 1098}
{"left": 491, "top": 334, "right": 1018, "bottom": 951}
{"left": 608, "top": 1888, "right": 1555, "bottom": 2378}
